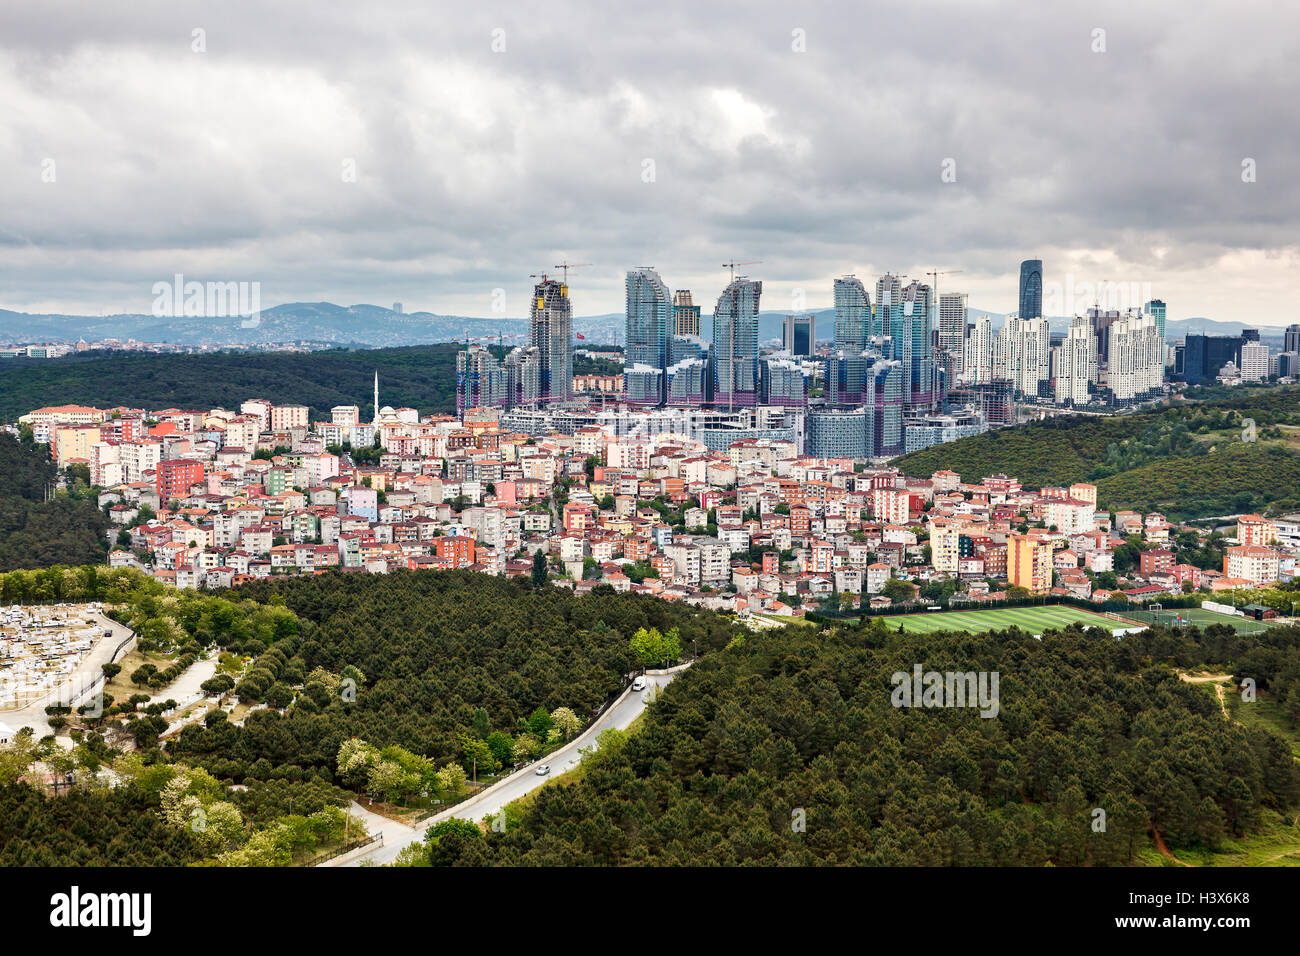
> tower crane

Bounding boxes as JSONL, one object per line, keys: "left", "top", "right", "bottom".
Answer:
{"left": 722, "top": 260, "right": 762, "bottom": 283}
{"left": 553, "top": 260, "right": 591, "bottom": 284}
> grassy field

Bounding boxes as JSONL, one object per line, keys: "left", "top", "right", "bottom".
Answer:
{"left": 1225, "top": 686, "right": 1300, "bottom": 760}
{"left": 1134, "top": 809, "right": 1300, "bottom": 867}
{"left": 1125, "top": 606, "right": 1277, "bottom": 635}
{"left": 868, "top": 605, "right": 1138, "bottom": 635}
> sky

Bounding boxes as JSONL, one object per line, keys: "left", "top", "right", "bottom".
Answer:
{"left": 1, "top": 0, "right": 1297, "bottom": 327}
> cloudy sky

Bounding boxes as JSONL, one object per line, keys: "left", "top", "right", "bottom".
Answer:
{"left": 1, "top": 0, "right": 1297, "bottom": 326}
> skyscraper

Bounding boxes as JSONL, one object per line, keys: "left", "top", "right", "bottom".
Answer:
{"left": 996, "top": 314, "right": 1051, "bottom": 399}
{"left": 937, "top": 291, "right": 968, "bottom": 378}
{"left": 873, "top": 273, "right": 904, "bottom": 345}
{"left": 965, "top": 315, "right": 994, "bottom": 385}
{"left": 1144, "top": 299, "right": 1167, "bottom": 341}
{"left": 1107, "top": 313, "right": 1163, "bottom": 403}
{"left": 530, "top": 276, "right": 573, "bottom": 403}
{"left": 1055, "top": 317, "right": 1096, "bottom": 407}
{"left": 503, "top": 346, "right": 541, "bottom": 407}
{"left": 712, "top": 278, "right": 762, "bottom": 408}
{"left": 761, "top": 356, "right": 806, "bottom": 406}
{"left": 1182, "top": 334, "right": 1242, "bottom": 385}
{"left": 672, "top": 290, "right": 701, "bottom": 337}
{"left": 901, "top": 279, "right": 935, "bottom": 410}
{"left": 456, "top": 345, "right": 505, "bottom": 415}
{"left": 625, "top": 267, "right": 672, "bottom": 404}
{"left": 825, "top": 349, "right": 869, "bottom": 406}
{"left": 1019, "top": 259, "right": 1043, "bottom": 319}
{"left": 783, "top": 314, "right": 816, "bottom": 357}
{"left": 833, "top": 276, "right": 871, "bottom": 353}
{"left": 1285, "top": 323, "right": 1300, "bottom": 354}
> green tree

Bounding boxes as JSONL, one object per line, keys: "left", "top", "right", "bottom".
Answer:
{"left": 550, "top": 706, "right": 581, "bottom": 740}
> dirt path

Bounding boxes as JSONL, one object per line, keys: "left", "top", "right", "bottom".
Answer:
{"left": 1178, "top": 672, "right": 1233, "bottom": 719}
{"left": 1151, "top": 825, "right": 1191, "bottom": 867}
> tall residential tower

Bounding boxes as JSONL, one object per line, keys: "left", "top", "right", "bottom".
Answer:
{"left": 530, "top": 276, "right": 573, "bottom": 403}
{"left": 712, "top": 278, "right": 763, "bottom": 408}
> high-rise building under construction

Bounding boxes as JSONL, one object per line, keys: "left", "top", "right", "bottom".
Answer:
{"left": 530, "top": 276, "right": 573, "bottom": 403}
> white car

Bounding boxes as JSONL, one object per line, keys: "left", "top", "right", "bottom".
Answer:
{"left": 535, "top": 764, "right": 550, "bottom": 776}
{"left": 632, "top": 677, "right": 647, "bottom": 691}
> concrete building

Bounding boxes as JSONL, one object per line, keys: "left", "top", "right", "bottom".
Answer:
{"left": 1008, "top": 532, "right": 1053, "bottom": 593}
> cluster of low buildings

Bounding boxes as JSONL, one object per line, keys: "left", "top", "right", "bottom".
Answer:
{"left": 14, "top": 395, "right": 1300, "bottom": 616}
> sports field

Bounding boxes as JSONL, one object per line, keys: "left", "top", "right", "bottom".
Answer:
{"left": 871, "top": 605, "right": 1140, "bottom": 635}
{"left": 1124, "top": 606, "right": 1277, "bottom": 635}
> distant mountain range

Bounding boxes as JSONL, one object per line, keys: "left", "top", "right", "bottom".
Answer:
{"left": 0, "top": 301, "right": 1286, "bottom": 350}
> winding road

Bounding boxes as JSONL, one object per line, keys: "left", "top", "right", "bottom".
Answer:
{"left": 332, "top": 664, "right": 690, "bottom": 867}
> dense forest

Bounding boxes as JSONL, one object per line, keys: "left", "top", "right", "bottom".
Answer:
{"left": 443, "top": 618, "right": 1300, "bottom": 866}
{"left": 0, "top": 343, "right": 460, "bottom": 421}
{"left": 895, "top": 384, "right": 1300, "bottom": 518}
{"left": 169, "top": 571, "right": 734, "bottom": 781}
{"left": 0, "top": 781, "right": 201, "bottom": 866}
{"left": 0, "top": 433, "right": 109, "bottom": 571}
{"left": 0, "top": 568, "right": 735, "bottom": 864}
{"left": 2, "top": 566, "right": 1299, "bottom": 865}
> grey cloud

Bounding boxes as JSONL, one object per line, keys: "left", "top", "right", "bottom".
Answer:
{"left": 0, "top": 0, "right": 1296, "bottom": 324}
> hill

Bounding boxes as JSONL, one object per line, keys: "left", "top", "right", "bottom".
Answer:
{"left": 0, "top": 301, "right": 626, "bottom": 349}
{"left": 0, "top": 433, "right": 109, "bottom": 571}
{"left": 455, "top": 617, "right": 1300, "bottom": 866}
{"left": 895, "top": 384, "right": 1300, "bottom": 519}
{"left": 0, "top": 344, "right": 462, "bottom": 421}
{"left": 0, "top": 568, "right": 735, "bottom": 865}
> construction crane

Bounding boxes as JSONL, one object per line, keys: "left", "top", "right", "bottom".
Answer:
{"left": 924, "top": 270, "right": 966, "bottom": 391}
{"left": 925, "top": 268, "right": 965, "bottom": 332}
{"left": 722, "top": 260, "right": 761, "bottom": 283}
{"left": 553, "top": 260, "right": 591, "bottom": 284}
{"left": 924, "top": 268, "right": 964, "bottom": 298}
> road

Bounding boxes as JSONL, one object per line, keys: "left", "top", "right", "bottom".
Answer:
{"left": 335, "top": 665, "right": 689, "bottom": 867}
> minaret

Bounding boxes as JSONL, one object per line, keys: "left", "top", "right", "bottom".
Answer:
{"left": 373, "top": 371, "right": 379, "bottom": 424}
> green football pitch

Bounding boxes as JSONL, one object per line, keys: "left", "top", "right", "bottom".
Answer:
{"left": 870, "top": 605, "right": 1141, "bottom": 635}
{"left": 1123, "top": 606, "right": 1277, "bottom": 635}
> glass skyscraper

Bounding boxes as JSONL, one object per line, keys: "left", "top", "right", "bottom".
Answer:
{"left": 902, "top": 279, "right": 934, "bottom": 410}
{"left": 712, "top": 278, "right": 762, "bottom": 408}
{"left": 1144, "top": 299, "right": 1167, "bottom": 341}
{"left": 783, "top": 314, "right": 816, "bottom": 357}
{"left": 1285, "top": 324, "right": 1300, "bottom": 354}
{"left": 1019, "top": 259, "right": 1043, "bottom": 319}
{"left": 833, "top": 276, "right": 872, "bottom": 353}
{"left": 625, "top": 267, "right": 672, "bottom": 403}
{"left": 873, "top": 274, "right": 934, "bottom": 411}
